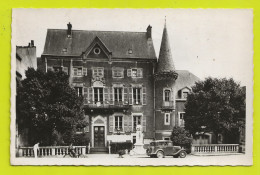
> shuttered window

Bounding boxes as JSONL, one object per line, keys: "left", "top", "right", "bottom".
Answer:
{"left": 73, "top": 67, "right": 83, "bottom": 76}
{"left": 133, "top": 88, "right": 141, "bottom": 105}
{"left": 114, "top": 88, "right": 123, "bottom": 103}
{"left": 142, "top": 87, "right": 147, "bottom": 105}
{"left": 109, "top": 115, "right": 113, "bottom": 132}
{"left": 63, "top": 67, "right": 68, "bottom": 75}
{"left": 84, "top": 87, "right": 88, "bottom": 104}
{"left": 114, "top": 115, "right": 123, "bottom": 132}
{"left": 133, "top": 115, "right": 142, "bottom": 132}
{"left": 94, "top": 88, "right": 103, "bottom": 103}
{"left": 123, "top": 87, "right": 128, "bottom": 104}
{"left": 75, "top": 87, "right": 83, "bottom": 96}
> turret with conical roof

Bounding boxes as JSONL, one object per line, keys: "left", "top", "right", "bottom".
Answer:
{"left": 154, "top": 21, "right": 178, "bottom": 81}
{"left": 154, "top": 20, "right": 178, "bottom": 137}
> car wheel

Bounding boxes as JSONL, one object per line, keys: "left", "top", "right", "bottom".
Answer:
{"left": 156, "top": 151, "right": 164, "bottom": 158}
{"left": 179, "top": 151, "right": 187, "bottom": 158}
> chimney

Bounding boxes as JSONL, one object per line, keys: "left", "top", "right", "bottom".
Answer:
{"left": 67, "top": 22, "right": 72, "bottom": 36}
{"left": 31, "top": 40, "right": 34, "bottom": 47}
{"left": 146, "top": 25, "right": 152, "bottom": 39}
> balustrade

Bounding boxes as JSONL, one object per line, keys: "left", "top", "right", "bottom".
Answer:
{"left": 191, "top": 144, "right": 239, "bottom": 154}
{"left": 18, "top": 146, "right": 87, "bottom": 157}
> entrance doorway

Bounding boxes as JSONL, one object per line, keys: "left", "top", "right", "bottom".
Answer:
{"left": 94, "top": 126, "right": 105, "bottom": 147}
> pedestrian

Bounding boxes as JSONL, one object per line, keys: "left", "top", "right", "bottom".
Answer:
{"left": 33, "top": 142, "right": 39, "bottom": 158}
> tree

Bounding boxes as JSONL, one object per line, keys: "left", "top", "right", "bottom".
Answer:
{"left": 16, "top": 68, "right": 87, "bottom": 146}
{"left": 184, "top": 77, "right": 245, "bottom": 144}
{"left": 171, "top": 127, "right": 193, "bottom": 150}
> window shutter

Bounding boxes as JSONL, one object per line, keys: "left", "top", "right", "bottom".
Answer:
{"left": 127, "top": 69, "right": 132, "bottom": 77}
{"left": 128, "top": 87, "right": 133, "bottom": 105}
{"left": 88, "top": 87, "right": 93, "bottom": 104}
{"left": 123, "top": 115, "right": 128, "bottom": 132}
{"left": 63, "top": 67, "right": 68, "bottom": 75}
{"left": 83, "top": 68, "right": 87, "bottom": 76}
{"left": 128, "top": 115, "right": 132, "bottom": 132}
{"left": 142, "top": 115, "right": 146, "bottom": 132}
{"left": 104, "top": 87, "right": 109, "bottom": 104}
{"left": 109, "top": 87, "right": 114, "bottom": 105}
{"left": 137, "top": 68, "right": 143, "bottom": 78}
{"left": 142, "top": 87, "right": 146, "bottom": 105}
{"left": 73, "top": 68, "right": 78, "bottom": 76}
{"left": 123, "top": 87, "right": 128, "bottom": 104}
{"left": 84, "top": 115, "right": 89, "bottom": 132}
{"left": 109, "top": 115, "right": 113, "bottom": 133}
{"left": 84, "top": 87, "right": 88, "bottom": 104}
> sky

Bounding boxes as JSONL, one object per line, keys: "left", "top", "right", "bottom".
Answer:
{"left": 12, "top": 9, "right": 253, "bottom": 86}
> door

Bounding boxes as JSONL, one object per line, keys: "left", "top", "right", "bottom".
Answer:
{"left": 94, "top": 126, "right": 105, "bottom": 147}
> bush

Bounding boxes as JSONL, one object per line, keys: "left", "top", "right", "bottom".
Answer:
{"left": 171, "top": 127, "right": 192, "bottom": 154}
{"left": 110, "top": 142, "right": 133, "bottom": 154}
{"left": 72, "top": 133, "right": 90, "bottom": 146}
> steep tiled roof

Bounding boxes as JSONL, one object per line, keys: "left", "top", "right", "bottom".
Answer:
{"left": 174, "top": 70, "right": 200, "bottom": 92}
{"left": 156, "top": 25, "right": 176, "bottom": 73}
{"left": 42, "top": 29, "right": 156, "bottom": 59}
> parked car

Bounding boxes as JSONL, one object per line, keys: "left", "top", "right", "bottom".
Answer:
{"left": 146, "top": 140, "right": 187, "bottom": 158}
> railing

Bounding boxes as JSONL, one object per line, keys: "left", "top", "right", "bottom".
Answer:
{"left": 17, "top": 146, "right": 87, "bottom": 157}
{"left": 162, "top": 101, "right": 174, "bottom": 109}
{"left": 84, "top": 101, "right": 129, "bottom": 109}
{"left": 191, "top": 144, "right": 239, "bottom": 154}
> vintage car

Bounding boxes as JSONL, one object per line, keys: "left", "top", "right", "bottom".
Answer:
{"left": 146, "top": 140, "right": 187, "bottom": 158}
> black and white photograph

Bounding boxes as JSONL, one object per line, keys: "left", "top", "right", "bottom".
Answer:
{"left": 11, "top": 9, "right": 253, "bottom": 166}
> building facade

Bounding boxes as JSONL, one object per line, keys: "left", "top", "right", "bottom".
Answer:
{"left": 16, "top": 40, "right": 37, "bottom": 148}
{"left": 39, "top": 22, "right": 199, "bottom": 148}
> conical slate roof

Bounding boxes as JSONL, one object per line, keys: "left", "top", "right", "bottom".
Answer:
{"left": 157, "top": 24, "right": 176, "bottom": 73}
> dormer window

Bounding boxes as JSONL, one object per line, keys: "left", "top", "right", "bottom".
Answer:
{"left": 127, "top": 68, "right": 143, "bottom": 78}
{"left": 182, "top": 92, "right": 189, "bottom": 99}
{"left": 128, "top": 49, "right": 133, "bottom": 54}
{"left": 62, "top": 48, "right": 67, "bottom": 52}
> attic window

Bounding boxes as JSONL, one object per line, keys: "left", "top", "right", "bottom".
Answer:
{"left": 62, "top": 48, "right": 67, "bottom": 52}
{"left": 94, "top": 48, "right": 101, "bottom": 55}
{"left": 128, "top": 49, "right": 133, "bottom": 54}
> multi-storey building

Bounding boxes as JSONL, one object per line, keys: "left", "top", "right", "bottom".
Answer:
{"left": 39, "top": 22, "right": 199, "bottom": 149}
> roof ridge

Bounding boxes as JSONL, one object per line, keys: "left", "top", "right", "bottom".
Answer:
{"left": 47, "top": 28, "right": 146, "bottom": 33}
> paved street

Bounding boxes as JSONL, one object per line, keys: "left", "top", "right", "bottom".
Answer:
{"left": 16, "top": 153, "right": 251, "bottom": 166}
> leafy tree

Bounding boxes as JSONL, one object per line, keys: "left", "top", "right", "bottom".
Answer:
{"left": 17, "top": 68, "right": 87, "bottom": 146}
{"left": 171, "top": 127, "right": 192, "bottom": 149}
{"left": 184, "top": 77, "right": 245, "bottom": 144}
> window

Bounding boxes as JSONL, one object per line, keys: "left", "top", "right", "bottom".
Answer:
{"left": 53, "top": 67, "right": 62, "bottom": 72}
{"left": 114, "top": 115, "right": 123, "bottom": 132}
{"left": 133, "top": 115, "right": 142, "bottom": 131}
{"left": 164, "top": 113, "right": 170, "bottom": 125}
{"left": 73, "top": 67, "right": 82, "bottom": 76}
{"left": 114, "top": 88, "right": 123, "bottom": 103}
{"left": 93, "top": 47, "right": 101, "bottom": 55}
{"left": 127, "top": 68, "right": 143, "bottom": 78}
{"left": 164, "top": 90, "right": 171, "bottom": 101}
{"left": 94, "top": 87, "right": 103, "bottom": 103}
{"left": 112, "top": 68, "right": 124, "bottom": 78}
{"left": 93, "top": 67, "right": 104, "bottom": 77}
{"left": 182, "top": 92, "right": 189, "bottom": 99}
{"left": 62, "top": 67, "right": 68, "bottom": 75}
{"left": 179, "top": 112, "right": 185, "bottom": 127}
{"left": 163, "top": 137, "right": 170, "bottom": 141}
{"left": 75, "top": 87, "right": 83, "bottom": 96}
{"left": 133, "top": 88, "right": 141, "bottom": 105}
